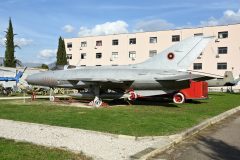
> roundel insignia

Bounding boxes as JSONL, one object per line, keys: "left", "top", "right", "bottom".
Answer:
{"left": 167, "top": 52, "right": 175, "bottom": 60}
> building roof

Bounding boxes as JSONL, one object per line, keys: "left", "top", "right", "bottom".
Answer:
{"left": 64, "top": 23, "right": 240, "bottom": 40}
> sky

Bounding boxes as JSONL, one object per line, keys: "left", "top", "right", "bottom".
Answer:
{"left": 0, "top": 0, "right": 240, "bottom": 64}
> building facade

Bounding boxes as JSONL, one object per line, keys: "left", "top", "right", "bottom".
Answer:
{"left": 64, "top": 24, "right": 240, "bottom": 78}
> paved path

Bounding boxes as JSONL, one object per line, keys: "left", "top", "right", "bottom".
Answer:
{"left": 152, "top": 111, "right": 240, "bottom": 160}
{"left": 0, "top": 119, "right": 166, "bottom": 160}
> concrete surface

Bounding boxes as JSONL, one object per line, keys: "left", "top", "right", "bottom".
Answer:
{"left": 151, "top": 111, "right": 240, "bottom": 160}
{"left": 137, "top": 106, "right": 240, "bottom": 160}
{"left": 0, "top": 119, "right": 165, "bottom": 160}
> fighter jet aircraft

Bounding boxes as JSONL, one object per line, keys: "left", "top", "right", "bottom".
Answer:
{"left": 26, "top": 36, "right": 215, "bottom": 106}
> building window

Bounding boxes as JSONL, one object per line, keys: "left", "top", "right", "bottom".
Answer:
{"left": 96, "top": 53, "right": 102, "bottom": 59}
{"left": 67, "top": 42, "right": 72, "bottom": 48}
{"left": 193, "top": 63, "right": 202, "bottom": 70}
{"left": 149, "top": 37, "right": 157, "bottom": 43}
{"left": 66, "top": 54, "right": 72, "bottom": 60}
{"left": 81, "top": 53, "right": 86, "bottom": 59}
{"left": 149, "top": 50, "right": 157, "bottom": 57}
{"left": 172, "top": 35, "right": 180, "bottom": 42}
{"left": 217, "top": 63, "right": 227, "bottom": 70}
{"left": 218, "top": 31, "right": 228, "bottom": 39}
{"left": 218, "top": 47, "right": 228, "bottom": 54}
{"left": 194, "top": 33, "right": 203, "bottom": 36}
{"left": 111, "top": 52, "right": 118, "bottom": 60}
{"left": 112, "top": 39, "right": 119, "bottom": 45}
{"left": 96, "top": 40, "right": 102, "bottom": 46}
{"left": 129, "top": 38, "right": 136, "bottom": 45}
{"left": 81, "top": 41, "right": 87, "bottom": 47}
{"left": 129, "top": 51, "right": 136, "bottom": 60}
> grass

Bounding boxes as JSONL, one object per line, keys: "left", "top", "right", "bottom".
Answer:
{"left": 0, "top": 138, "right": 90, "bottom": 160}
{"left": 0, "top": 93, "right": 239, "bottom": 136}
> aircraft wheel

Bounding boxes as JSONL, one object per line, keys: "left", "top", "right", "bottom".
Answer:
{"left": 93, "top": 97, "right": 102, "bottom": 107}
{"left": 173, "top": 92, "right": 185, "bottom": 104}
{"left": 128, "top": 91, "right": 137, "bottom": 101}
{"left": 49, "top": 96, "right": 55, "bottom": 102}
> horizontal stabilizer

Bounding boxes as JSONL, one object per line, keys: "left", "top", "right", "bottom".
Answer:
{"left": 154, "top": 73, "right": 214, "bottom": 81}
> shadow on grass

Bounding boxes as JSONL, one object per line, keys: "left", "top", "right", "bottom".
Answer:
{"left": 134, "top": 100, "right": 179, "bottom": 108}
{"left": 106, "top": 98, "right": 178, "bottom": 107}
{"left": 58, "top": 96, "right": 206, "bottom": 108}
{"left": 194, "top": 136, "right": 240, "bottom": 160}
{"left": 107, "top": 98, "right": 206, "bottom": 108}
{"left": 186, "top": 100, "right": 208, "bottom": 104}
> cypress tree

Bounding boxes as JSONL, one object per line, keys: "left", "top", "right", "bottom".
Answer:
{"left": 56, "top": 37, "right": 67, "bottom": 65}
{"left": 61, "top": 38, "right": 67, "bottom": 65}
{"left": 56, "top": 37, "right": 62, "bottom": 65}
{"left": 4, "top": 18, "right": 16, "bottom": 67}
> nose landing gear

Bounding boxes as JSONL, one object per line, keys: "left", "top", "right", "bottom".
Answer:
{"left": 88, "top": 85, "right": 105, "bottom": 107}
{"left": 49, "top": 88, "right": 55, "bottom": 102}
{"left": 90, "top": 96, "right": 102, "bottom": 107}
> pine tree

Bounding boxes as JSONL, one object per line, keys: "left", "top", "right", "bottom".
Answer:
{"left": 4, "top": 18, "right": 16, "bottom": 67}
{"left": 56, "top": 37, "right": 67, "bottom": 65}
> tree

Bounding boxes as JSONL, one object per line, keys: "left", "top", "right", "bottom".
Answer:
{"left": 56, "top": 36, "right": 67, "bottom": 65}
{"left": 4, "top": 18, "right": 18, "bottom": 67}
{"left": 41, "top": 64, "right": 49, "bottom": 70}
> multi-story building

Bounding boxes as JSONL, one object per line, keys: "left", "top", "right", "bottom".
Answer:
{"left": 64, "top": 24, "right": 240, "bottom": 78}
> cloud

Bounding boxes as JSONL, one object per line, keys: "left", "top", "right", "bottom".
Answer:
{"left": 0, "top": 38, "right": 4, "bottom": 47}
{"left": 201, "top": 9, "right": 240, "bottom": 26}
{"left": 38, "top": 49, "right": 57, "bottom": 60}
{"left": 134, "top": 19, "right": 175, "bottom": 32}
{"left": 0, "top": 37, "right": 33, "bottom": 47}
{"left": 62, "top": 25, "right": 75, "bottom": 33}
{"left": 15, "top": 38, "right": 33, "bottom": 47}
{"left": 78, "top": 20, "right": 128, "bottom": 36}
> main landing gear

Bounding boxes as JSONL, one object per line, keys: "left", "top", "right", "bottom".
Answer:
{"left": 173, "top": 92, "right": 185, "bottom": 104}
{"left": 88, "top": 85, "right": 104, "bottom": 107}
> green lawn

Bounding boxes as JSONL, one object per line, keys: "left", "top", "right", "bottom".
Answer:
{"left": 0, "top": 138, "right": 90, "bottom": 160}
{"left": 0, "top": 93, "right": 239, "bottom": 136}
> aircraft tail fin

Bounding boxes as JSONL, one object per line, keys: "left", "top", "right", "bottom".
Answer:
{"left": 223, "top": 71, "right": 240, "bottom": 86}
{"left": 223, "top": 71, "right": 234, "bottom": 83}
{"left": 136, "top": 36, "right": 214, "bottom": 70}
{"left": 15, "top": 67, "right": 27, "bottom": 83}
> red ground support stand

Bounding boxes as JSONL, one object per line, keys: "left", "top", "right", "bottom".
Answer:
{"left": 181, "top": 80, "right": 208, "bottom": 100}
{"left": 173, "top": 81, "right": 208, "bottom": 104}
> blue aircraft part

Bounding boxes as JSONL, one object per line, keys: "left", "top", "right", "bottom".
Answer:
{"left": 0, "top": 68, "right": 26, "bottom": 84}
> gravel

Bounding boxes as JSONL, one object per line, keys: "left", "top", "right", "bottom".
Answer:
{"left": 0, "top": 119, "right": 166, "bottom": 160}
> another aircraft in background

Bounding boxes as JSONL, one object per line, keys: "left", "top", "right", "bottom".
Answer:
{"left": 0, "top": 67, "right": 27, "bottom": 84}
{"left": 26, "top": 36, "right": 216, "bottom": 106}
{"left": 207, "top": 71, "right": 240, "bottom": 87}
